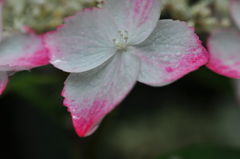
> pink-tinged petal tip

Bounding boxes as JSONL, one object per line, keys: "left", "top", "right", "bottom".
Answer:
{"left": 206, "top": 29, "right": 240, "bottom": 78}
{"left": 65, "top": 99, "right": 107, "bottom": 137}
{"left": 0, "top": 32, "right": 49, "bottom": 71}
{"left": 134, "top": 20, "right": 209, "bottom": 86}
{"left": 62, "top": 53, "right": 140, "bottom": 137}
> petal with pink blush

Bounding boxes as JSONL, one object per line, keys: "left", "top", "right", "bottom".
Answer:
{"left": 103, "top": 0, "right": 161, "bottom": 45}
{"left": 0, "top": 71, "right": 8, "bottom": 95}
{"left": 206, "top": 29, "right": 240, "bottom": 78}
{"left": 62, "top": 53, "right": 140, "bottom": 137}
{"left": 133, "top": 20, "right": 209, "bottom": 86}
{"left": 44, "top": 8, "right": 120, "bottom": 73}
{"left": 230, "top": 0, "right": 240, "bottom": 30}
{"left": 0, "top": 32, "right": 49, "bottom": 71}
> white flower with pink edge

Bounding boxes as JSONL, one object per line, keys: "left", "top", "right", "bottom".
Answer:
{"left": 45, "top": 0, "right": 209, "bottom": 137}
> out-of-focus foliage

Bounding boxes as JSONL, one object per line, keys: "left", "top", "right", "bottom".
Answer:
{"left": 2, "top": 0, "right": 230, "bottom": 34}
{"left": 2, "top": 0, "right": 101, "bottom": 34}
{"left": 156, "top": 145, "right": 240, "bottom": 159}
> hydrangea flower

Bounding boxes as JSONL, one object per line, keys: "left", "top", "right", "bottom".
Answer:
{"left": 206, "top": 0, "right": 240, "bottom": 77}
{"left": 45, "top": 0, "right": 209, "bottom": 137}
{"left": 0, "top": 1, "right": 49, "bottom": 94}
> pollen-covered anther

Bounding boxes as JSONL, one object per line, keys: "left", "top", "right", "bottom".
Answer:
{"left": 112, "top": 30, "right": 129, "bottom": 50}
{"left": 112, "top": 38, "right": 116, "bottom": 45}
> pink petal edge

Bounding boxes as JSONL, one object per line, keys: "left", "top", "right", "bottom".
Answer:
{"left": 8, "top": 33, "right": 50, "bottom": 69}
{"left": 206, "top": 29, "right": 240, "bottom": 78}
{"left": 61, "top": 53, "right": 140, "bottom": 137}
{"left": 15, "top": 35, "right": 49, "bottom": 67}
{"left": 62, "top": 89, "right": 131, "bottom": 137}
{"left": 136, "top": 20, "right": 209, "bottom": 86}
{"left": 23, "top": 27, "right": 50, "bottom": 67}
{"left": 63, "top": 96, "right": 108, "bottom": 137}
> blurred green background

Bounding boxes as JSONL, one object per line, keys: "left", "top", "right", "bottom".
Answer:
{"left": 1, "top": 0, "right": 240, "bottom": 159}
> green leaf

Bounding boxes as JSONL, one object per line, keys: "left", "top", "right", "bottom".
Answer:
{"left": 155, "top": 145, "right": 240, "bottom": 159}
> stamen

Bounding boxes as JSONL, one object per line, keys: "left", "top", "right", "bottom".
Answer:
{"left": 112, "top": 38, "right": 116, "bottom": 45}
{"left": 111, "top": 30, "right": 129, "bottom": 51}
{"left": 124, "top": 36, "right": 128, "bottom": 43}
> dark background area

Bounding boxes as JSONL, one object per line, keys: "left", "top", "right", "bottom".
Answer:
{"left": 1, "top": 64, "right": 240, "bottom": 159}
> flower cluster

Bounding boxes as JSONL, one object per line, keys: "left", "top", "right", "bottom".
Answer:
{"left": 0, "top": 0, "right": 211, "bottom": 137}
{"left": 2, "top": 0, "right": 102, "bottom": 34}
{"left": 162, "top": 0, "right": 231, "bottom": 33}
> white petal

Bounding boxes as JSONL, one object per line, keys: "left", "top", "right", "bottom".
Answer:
{"left": 62, "top": 53, "right": 140, "bottom": 137}
{"left": 206, "top": 29, "right": 240, "bottom": 78}
{"left": 0, "top": 32, "right": 49, "bottom": 71}
{"left": 44, "top": 8, "right": 120, "bottom": 73}
{"left": 132, "top": 20, "right": 209, "bottom": 86}
{"left": 230, "top": 0, "right": 240, "bottom": 30}
{"left": 0, "top": 71, "right": 8, "bottom": 95}
{"left": 103, "top": 0, "right": 161, "bottom": 45}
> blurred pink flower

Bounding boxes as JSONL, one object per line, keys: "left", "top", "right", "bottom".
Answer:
{"left": 45, "top": 0, "right": 209, "bottom": 137}
{"left": 206, "top": 0, "right": 240, "bottom": 78}
{"left": 0, "top": 1, "right": 49, "bottom": 94}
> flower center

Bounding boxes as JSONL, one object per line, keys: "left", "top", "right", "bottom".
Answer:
{"left": 112, "top": 30, "right": 129, "bottom": 51}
